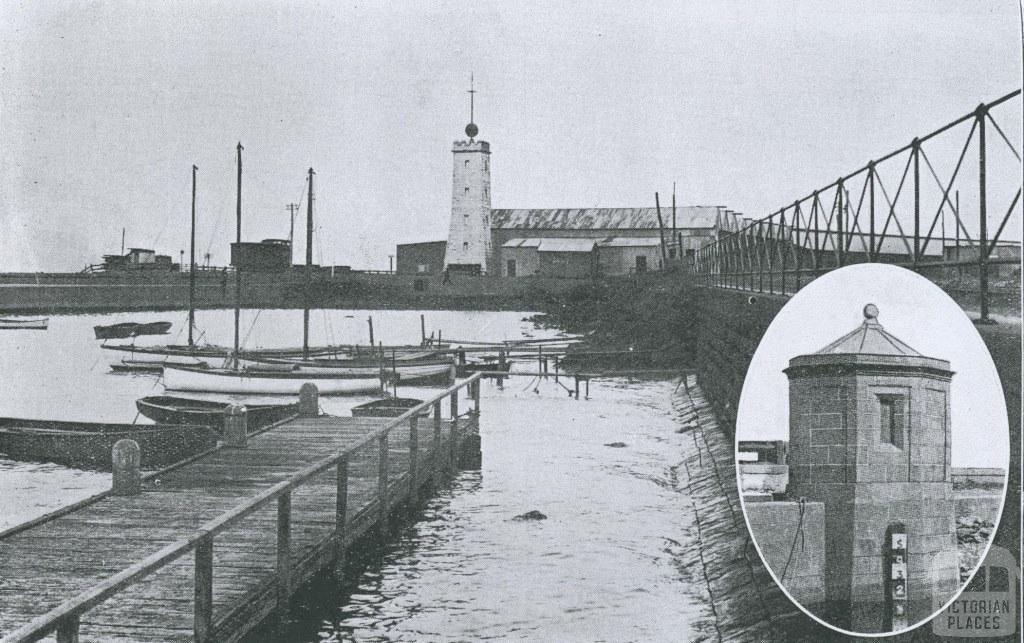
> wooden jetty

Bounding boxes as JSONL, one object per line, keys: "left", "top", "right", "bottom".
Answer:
{"left": 0, "top": 373, "right": 484, "bottom": 643}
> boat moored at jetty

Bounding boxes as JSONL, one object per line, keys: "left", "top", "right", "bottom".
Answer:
{"left": 0, "top": 418, "right": 216, "bottom": 470}
{"left": 135, "top": 395, "right": 299, "bottom": 428}
{"left": 351, "top": 397, "right": 427, "bottom": 418}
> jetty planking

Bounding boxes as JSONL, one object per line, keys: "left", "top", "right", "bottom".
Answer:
{"left": 0, "top": 374, "right": 484, "bottom": 643}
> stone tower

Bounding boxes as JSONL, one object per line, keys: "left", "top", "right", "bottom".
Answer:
{"left": 784, "top": 304, "right": 958, "bottom": 632}
{"left": 444, "top": 81, "right": 492, "bottom": 274}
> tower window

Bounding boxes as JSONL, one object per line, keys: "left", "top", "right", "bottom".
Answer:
{"left": 465, "top": 160, "right": 470, "bottom": 167}
{"left": 878, "top": 395, "right": 905, "bottom": 448}
{"left": 464, "top": 187, "right": 470, "bottom": 195}
{"left": 463, "top": 242, "right": 469, "bottom": 250}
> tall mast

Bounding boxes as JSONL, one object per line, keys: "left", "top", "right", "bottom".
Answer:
{"left": 303, "top": 168, "right": 315, "bottom": 359}
{"left": 672, "top": 182, "right": 677, "bottom": 258}
{"left": 188, "top": 164, "right": 197, "bottom": 346}
{"left": 234, "top": 142, "right": 243, "bottom": 359}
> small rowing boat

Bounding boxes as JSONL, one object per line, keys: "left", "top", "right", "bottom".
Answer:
{"left": 0, "top": 418, "right": 216, "bottom": 470}
{"left": 135, "top": 396, "right": 299, "bottom": 429}
{"left": 0, "top": 317, "right": 48, "bottom": 331}
{"left": 351, "top": 398, "right": 427, "bottom": 418}
{"left": 94, "top": 321, "right": 172, "bottom": 340}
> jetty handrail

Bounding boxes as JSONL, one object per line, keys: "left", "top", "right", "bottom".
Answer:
{"left": 1, "top": 372, "right": 484, "bottom": 643}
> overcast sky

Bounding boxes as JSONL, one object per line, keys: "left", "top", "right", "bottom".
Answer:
{"left": 736, "top": 264, "right": 1010, "bottom": 469}
{"left": 1, "top": 1, "right": 1020, "bottom": 271}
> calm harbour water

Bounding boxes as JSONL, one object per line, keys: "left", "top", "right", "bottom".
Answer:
{"left": 0, "top": 309, "right": 710, "bottom": 641}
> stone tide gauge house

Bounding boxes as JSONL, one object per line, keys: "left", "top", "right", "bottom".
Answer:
{"left": 396, "top": 107, "right": 744, "bottom": 278}
{"left": 743, "top": 304, "right": 969, "bottom": 633}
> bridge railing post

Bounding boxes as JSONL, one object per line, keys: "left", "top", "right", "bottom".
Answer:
{"left": 194, "top": 535, "right": 214, "bottom": 643}
{"left": 976, "top": 105, "right": 989, "bottom": 321}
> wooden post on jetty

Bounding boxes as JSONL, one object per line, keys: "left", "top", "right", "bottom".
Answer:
{"left": 111, "top": 439, "right": 141, "bottom": 496}
{"left": 276, "top": 491, "right": 292, "bottom": 632}
{"left": 224, "top": 405, "right": 248, "bottom": 447}
{"left": 472, "top": 378, "right": 481, "bottom": 415}
{"left": 497, "top": 348, "right": 507, "bottom": 389}
{"left": 333, "top": 454, "right": 349, "bottom": 577}
{"left": 195, "top": 536, "right": 213, "bottom": 642}
{"left": 367, "top": 316, "right": 374, "bottom": 346}
{"left": 433, "top": 401, "right": 443, "bottom": 482}
{"left": 299, "top": 383, "right": 319, "bottom": 417}
{"left": 449, "top": 391, "right": 459, "bottom": 471}
{"left": 420, "top": 314, "right": 426, "bottom": 345}
{"left": 409, "top": 415, "right": 419, "bottom": 502}
{"left": 377, "top": 433, "right": 389, "bottom": 533}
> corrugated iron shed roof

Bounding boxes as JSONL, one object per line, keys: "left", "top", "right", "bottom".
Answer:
{"left": 537, "top": 239, "right": 597, "bottom": 253}
{"left": 599, "top": 237, "right": 662, "bottom": 247}
{"left": 501, "top": 238, "right": 544, "bottom": 248}
{"left": 491, "top": 206, "right": 723, "bottom": 230}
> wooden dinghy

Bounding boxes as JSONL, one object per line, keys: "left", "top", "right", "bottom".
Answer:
{"left": 0, "top": 317, "right": 48, "bottom": 330}
{"left": 351, "top": 397, "right": 427, "bottom": 418}
{"left": 135, "top": 395, "right": 298, "bottom": 428}
{"left": 162, "top": 364, "right": 384, "bottom": 395}
{"left": 458, "top": 360, "right": 512, "bottom": 377}
{"left": 94, "top": 321, "right": 172, "bottom": 340}
{"left": 0, "top": 418, "right": 216, "bottom": 470}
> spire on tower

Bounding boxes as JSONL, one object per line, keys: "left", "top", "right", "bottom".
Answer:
{"left": 465, "top": 73, "right": 478, "bottom": 139}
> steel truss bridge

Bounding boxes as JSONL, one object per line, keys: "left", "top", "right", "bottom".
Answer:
{"left": 693, "top": 90, "right": 1022, "bottom": 321}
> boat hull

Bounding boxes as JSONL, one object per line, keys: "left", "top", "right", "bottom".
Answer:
{"left": 94, "top": 321, "right": 172, "bottom": 340}
{"left": 0, "top": 419, "right": 216, "bottom": 470}
{"left": 135, "top": 396, "right": 299, "bottom": 428}
{"left": 242, "top": 359, "right": 452, "bottom": 382}
{"left": 351, "top": 398, "right": 428, "bottom": 418}
{"left": 0, "top": 318, "right": 48, "bottom": 330}
{"left": 163, "top": 365, "right": 383, "bottom": 395}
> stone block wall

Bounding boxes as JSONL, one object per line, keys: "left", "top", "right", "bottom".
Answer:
{"left": 848, "top": 482, "right": 959, "bottom": 630}
{"left": 744, "top": 501, "right": 826, "bottom": 608}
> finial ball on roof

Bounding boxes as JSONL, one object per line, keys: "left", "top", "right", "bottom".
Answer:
{"left": 863, "top": 303, "right": 879, "bottom": 320}
{"left": 465, "top": 123, "right": 478, "bottom": 138}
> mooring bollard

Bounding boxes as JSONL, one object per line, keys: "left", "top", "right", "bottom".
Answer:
{"left": 299, "top": 382, "right": 319, "bottom": 417}
{"left": 224, "top": 404, "right": 248, "bottom": 447}
{"left": 111, "top": 439, "right": 141, "bottom": 496}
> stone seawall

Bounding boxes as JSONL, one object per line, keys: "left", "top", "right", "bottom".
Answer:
{"left": 0, "top": 271, "right": 587, "bottom": 314}
{"left": 672, "top": 375, "right": 837, "bottom": 642}
{"left": 744, "top": 501, "right": 826, "bottom": 609}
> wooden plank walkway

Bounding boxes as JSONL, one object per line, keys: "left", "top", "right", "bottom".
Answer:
{"left": 0, "top": 375, "right": 483, "bottom": 643}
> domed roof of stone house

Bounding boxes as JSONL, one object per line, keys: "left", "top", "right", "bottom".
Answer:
{"left": 785, "top": 304, "right": 952, "bottom": 378}
{"left": 814, "top": 303, "right": 923, "bottom": 356}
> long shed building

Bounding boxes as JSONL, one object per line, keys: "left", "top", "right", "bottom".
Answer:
{"left": 396, "top": 113, "right": 744, "bottom": 277}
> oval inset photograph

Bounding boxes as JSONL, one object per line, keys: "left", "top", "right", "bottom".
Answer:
{"left": 735, "top": 264, "right": 1009, "bottom": 636}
